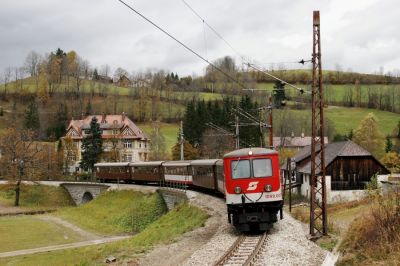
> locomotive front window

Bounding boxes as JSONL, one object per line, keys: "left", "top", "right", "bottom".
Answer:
{"left": 253, "top": 159, "right": 273, "bottom": 177}
{"left": 231, "top": 160, "right": 251, "bottom": 179}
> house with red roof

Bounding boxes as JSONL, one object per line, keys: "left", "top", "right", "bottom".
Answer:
{"left": 63, "top": 113, "right": 150, "bottom": 173}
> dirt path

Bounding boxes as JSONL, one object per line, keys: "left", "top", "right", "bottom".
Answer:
{"left": 0, "top": 215, "right": 131, "bottom": 258}
{"left": 0, "top": 201, "right": 29, "bottom": 215}
{"left": 0, "top": 236, "right": 130, "bottom": 258}
{"left": 37, "top": 215, "right": 100, "bottom": 240}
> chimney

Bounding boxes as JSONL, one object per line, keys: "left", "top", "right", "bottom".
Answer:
{"left": 122, "top": 112, "right": 126, "bottom": 122}
{"left": 101, "top": 113, "right": 106, "bottom": 123}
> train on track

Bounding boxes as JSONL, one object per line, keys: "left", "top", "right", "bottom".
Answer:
{"left": 94, "top": 147, "right": 283, "bottom": 232}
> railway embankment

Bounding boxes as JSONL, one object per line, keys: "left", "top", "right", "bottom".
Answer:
{"left": 0, "top": 184, "right": 209, "bottom": 265}
{"left": 142, "top": 190, "right": 327, "bottom": 266}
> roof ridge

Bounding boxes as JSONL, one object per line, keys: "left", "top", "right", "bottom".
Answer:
{"left": 336, "top": 140, "right": 349, "bottom": 156}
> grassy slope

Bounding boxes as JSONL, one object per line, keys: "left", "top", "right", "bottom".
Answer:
{"left": 1, "top": 203, "right": 208, "bottom": 266}
{"left": 278, "top": 106, "right": 399, "bottom": 136}
{"left": 1, "top": 77, "right": 398, "bottom": 140}
{"left": 138, "top": 122, "right": 179, "bottom": 155}
{"left": 0, "top": 216, "right": 85, "bottom": 253}
{"left": 290, "top": 199, "right": 373, "bottom": 251}
{"left": 55, "top": 190, "right": 167, "bottom": 235}
{"left": 0, "top": 184, "right": 74, "bottom": 210}
{"left": 337, "top": 193, "right": 400, "bottom": 265}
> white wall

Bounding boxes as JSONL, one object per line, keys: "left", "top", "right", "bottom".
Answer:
{"left": 293, "top": 174, "right": 393, "bottom": 204}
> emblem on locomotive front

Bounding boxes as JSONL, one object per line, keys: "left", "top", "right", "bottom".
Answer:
{"left": 247, "top": 181, "right": 259, "bottom": 191}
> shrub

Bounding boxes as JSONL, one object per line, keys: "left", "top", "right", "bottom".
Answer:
{"left": 338, "top": 191, "right": 400, "bottom": 265}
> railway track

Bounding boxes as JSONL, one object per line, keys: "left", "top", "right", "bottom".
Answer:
{"left": 214, "top": 233, "right": 268, "bottom": 266}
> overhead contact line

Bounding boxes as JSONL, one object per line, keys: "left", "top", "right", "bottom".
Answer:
{"left": 117, "top": 0, "right": 248, "bottom": 90}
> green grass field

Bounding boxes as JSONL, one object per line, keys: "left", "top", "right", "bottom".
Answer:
{"left": 0, "top": 184, "right": 74, "bottom": 209}
{"left": 325, "top": 106, "right": 399, "bottom": 136}
{"left": 0, "top": 216, "right": 85, "bottom": 253}
{"left": 275, "top": 106, "right": 399, "bottom": 136}
{"left": 1, "top": 203, "right": 208, "bottom": 266}
{"left": 138, "top": 122, "right": 179, "bottom": 155}
{"left": 55, "top": 190, "right": 167, "bottom": 235}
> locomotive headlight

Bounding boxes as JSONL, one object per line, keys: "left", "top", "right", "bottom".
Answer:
{"left": 264, "top": 184, "right": 272, "bottom": 192}
{"left": 234, "top": 186, "right": 242, "bottom": 194}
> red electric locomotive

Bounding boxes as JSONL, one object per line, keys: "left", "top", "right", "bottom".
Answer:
{"left": 223, "top": 148, "right": 283, "bottom": 232}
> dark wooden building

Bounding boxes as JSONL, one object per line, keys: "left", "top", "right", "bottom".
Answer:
{"left": 290, "top": 140, "right": 390, "bottom": 190}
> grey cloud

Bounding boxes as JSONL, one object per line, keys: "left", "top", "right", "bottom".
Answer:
{"left": 0, "top": 0, "right": 399, "bottom": 77}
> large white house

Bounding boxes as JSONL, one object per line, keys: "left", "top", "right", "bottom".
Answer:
{"left": 63, "top": 113, "right": 150, "bottom": 173}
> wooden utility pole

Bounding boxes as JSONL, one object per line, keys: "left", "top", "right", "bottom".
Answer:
{"left": 235, "top": 114, "right": 239, "bottom": 149}
{"left": 180, "top": 121, "right": 184, "bottom": 160}
{"left": 269, "top": 95, "right": 273, "bottom": 149}
{"left": 310, "top": 10, "right": 328, "bottom": 237}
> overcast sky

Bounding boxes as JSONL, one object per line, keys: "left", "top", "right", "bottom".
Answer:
{"left": 1, "top": 0, "right": 399, "bottom": 77}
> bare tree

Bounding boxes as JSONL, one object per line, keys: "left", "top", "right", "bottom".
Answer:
{"left": 61, "top": 136, "right": 78, "bottom": 174}
{"left": 2, "top": 67, "right": 12, "bottom": 95}
{"left": 24, "top": 51, "right": 41, "bottom": 91}
{"left": 100, "top": 64, "right": 111, "bottom": 77}
{"left": 0, "top": 128, "right": 44, "bottom": 206}
{"left": 113, "top": 67, "right": 129, "bottom": 82}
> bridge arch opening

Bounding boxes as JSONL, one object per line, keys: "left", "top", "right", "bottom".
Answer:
{"left": 81, "top": 191, "right": 94, "bottom": 204}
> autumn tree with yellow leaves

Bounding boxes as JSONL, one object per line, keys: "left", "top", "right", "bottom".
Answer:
{"left": 353, "top": 113, "right": 385, "bottom": 159}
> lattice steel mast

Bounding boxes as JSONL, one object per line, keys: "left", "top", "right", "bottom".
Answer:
{"left": 310, "top": 10, "right": 327, "bottom": 236}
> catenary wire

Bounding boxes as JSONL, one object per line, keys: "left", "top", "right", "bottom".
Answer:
{"left": 181, "top": 0, "right": 311, "bottom": 94}
{"left": 117, "top": 0, "right": 247, "bottom": 89}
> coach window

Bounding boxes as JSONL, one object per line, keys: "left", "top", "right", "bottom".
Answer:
{"left": 253, "top": 159, "right": 273, "bottom": 178}
{"left": 231, "top": 160, "right": 251, "bottom": 179}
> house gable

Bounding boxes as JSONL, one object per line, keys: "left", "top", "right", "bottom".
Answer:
{"left": 66, "top": 128, "right": 80, "bottom": 137}
{"left": 122, "top": 127, "right": 136, "bottom": 137}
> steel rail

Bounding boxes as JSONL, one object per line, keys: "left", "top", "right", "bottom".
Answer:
{"left": 214, "top": 233, "right": 268, "bottom": 266}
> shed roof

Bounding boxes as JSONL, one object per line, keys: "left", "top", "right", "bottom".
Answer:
{"left": 289, "top": 141, "right": 389, "bottom": 174}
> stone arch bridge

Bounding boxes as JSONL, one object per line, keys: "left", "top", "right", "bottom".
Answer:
{"left": 60, "top": 183, "right": 110, "bottom": 205}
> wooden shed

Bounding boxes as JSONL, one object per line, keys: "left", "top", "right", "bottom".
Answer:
{"left": 290, "top": 140, "right": 390, "bottom": 190}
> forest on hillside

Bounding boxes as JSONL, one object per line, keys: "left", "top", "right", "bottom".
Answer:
{"left": 0, "top": 48, "right": 399, "bottom": 142}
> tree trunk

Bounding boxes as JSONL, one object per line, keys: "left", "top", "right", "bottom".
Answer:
{"left": 14, "top": 180, "right": 21, "bottom": 206}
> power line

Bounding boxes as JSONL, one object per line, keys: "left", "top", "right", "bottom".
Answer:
{"left": 181, "top": 0, "right": 311, "bottom": 94}
{"left": 182, "top": 0, "right": 244, "bottom": 60}
{"left": 117, "top": 0, "right": 247, "bottom": 89}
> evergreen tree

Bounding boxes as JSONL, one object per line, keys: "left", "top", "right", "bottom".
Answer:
{"left": 183, "top": 100, "right": 197, "bottom": 145}
{"left": 80, "top": 116, "right": 103, "bottom": 173}
{"left": 385, "top": 136, "right": 393, "bottom": 153}
{"left": 239, "top": 95, "right": 262, "bottom": 147}
{"left": 93, "top": 68, "right": 99, "bottom": 80}
{"left": 24, "top": 99, "right": 40, "bottom": 133}
{"left": 347, "top": 129, "right": 354, "bottom": 140}
{"left": 47, "top": 103, "right": 68, "bottom": 140}
{"left": 0, "top": 107, "right": 3, "bottom": 116}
